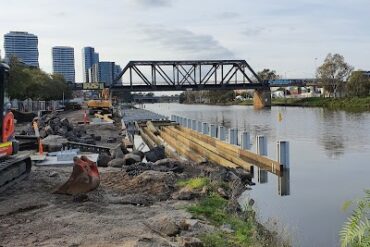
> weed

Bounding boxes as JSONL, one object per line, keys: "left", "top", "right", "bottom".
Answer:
{"left": 176, "top": 177, "right": 210, "bottom": 190}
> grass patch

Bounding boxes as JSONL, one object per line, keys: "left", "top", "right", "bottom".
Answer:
{"left": 187, "top": 193, "right": 228, "bottom": 224}
{"left": 176, "top": 177, "right": 210, "bottom": 190}
{"left": 187, "top": 193, "right": 255, "bottom": 247}
{"left": 271, "top": 97, "right": 370, "bottom": 112}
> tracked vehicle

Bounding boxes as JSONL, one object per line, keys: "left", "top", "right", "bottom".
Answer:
{"left": 0, "top": 63, "right": 32, "bottom": 192}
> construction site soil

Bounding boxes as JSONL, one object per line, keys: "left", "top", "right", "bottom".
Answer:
{"left": 0, "top": 109, "right": 266, "bottom": 247}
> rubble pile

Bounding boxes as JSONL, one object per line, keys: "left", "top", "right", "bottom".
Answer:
{"left": 20, "top": 112, "right": 96, "bottom": 146}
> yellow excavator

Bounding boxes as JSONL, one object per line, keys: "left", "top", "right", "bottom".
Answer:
{"left": 87, "top": 88, "right": 113, "bottom": 115}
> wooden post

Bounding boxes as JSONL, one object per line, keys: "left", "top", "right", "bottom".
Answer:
{"left": 162, "top": 126, "right": 252, "bottom": 171}
{"left": 176, "top": 126, "right": 283, "bottom": 176}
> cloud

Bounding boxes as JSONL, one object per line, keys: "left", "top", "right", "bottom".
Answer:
{"left": 135, "top": 0, "right": 172, "bottom": 7}
{"left": 242, "top": 27, "right": 266, "bottom": 37}
{"left": 217, "top": 11, "right": 240, "bottom": 19}
{"left": 141, "top": 26, "right": 235, "bottom": 59}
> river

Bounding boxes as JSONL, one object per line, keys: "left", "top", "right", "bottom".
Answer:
{"left": 142, "top": 103, "right": 370, "bottom": 247}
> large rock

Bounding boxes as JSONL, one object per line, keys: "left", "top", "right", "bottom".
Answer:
{"left": 131, "top": 150, "right": 144, "bottom": 160}
{"left": 123, "top": 153, "right": 142, "bottom": 166}
{"left": 108, "top": 158, "right": 125, "bottom": 168}
{"left": 112, "top": 146, "right": 124, "bottom": 159}
{"left": 97, "top": 153, "right": 112, "bottom": 167}
{"left": 147, "top": 216, "right": 180, "bottom": 237}
{"left": 154, "top": 158, "right": 184, "bottom": 173}
{"left": 145, "top": 145, "right": 165, "bottom": 162}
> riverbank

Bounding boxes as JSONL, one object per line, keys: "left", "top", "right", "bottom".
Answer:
{"left": 231, "top": 97, "right": 370, "bottom": 112}
{"left": 0, "top": 109, "right": 288, "bottom": 246}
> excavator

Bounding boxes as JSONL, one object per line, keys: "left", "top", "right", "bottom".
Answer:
{"left": 87, "top": 88, "right": 113, "bottom": 115}
{"left": 0, "top": 63, "right": 32, "bottom": 192}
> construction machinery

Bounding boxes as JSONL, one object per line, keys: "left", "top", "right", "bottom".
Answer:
{"left": 0, "top": 63, "right": 32, "bottom": 192}
{"left": 87, "top": 88, "right": 113, "bottom": 115}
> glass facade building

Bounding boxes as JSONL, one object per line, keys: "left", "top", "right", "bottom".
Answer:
{"left": 52, "top": 46, "right": 75, "bottom": 83}
{"left": 82, "top": 46, "right": 99, "bottom": 82}
{"left": 4, "top": 31, "right": 39, "bottom": 67}
{"left": 114, "top": 64, "right": 122, "bottom": 83}
{"left": 99, "top": 61, "right": 115, "bottom": 86}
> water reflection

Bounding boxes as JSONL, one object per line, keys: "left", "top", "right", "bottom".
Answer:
{"left": 278, "top": 168, "right": 290, "bottom": 196}
{"left": 319, "top": 109, "right": 346, "bottom": 158}
{"left": 257, "top": 168, "right": 268, "bottom": 184}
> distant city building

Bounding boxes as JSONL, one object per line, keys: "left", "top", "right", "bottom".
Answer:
{"left": 362, "top": 71, "right": 370, "bottom": 78}
{"left": 4, "top": 31, "right": 39, "bottom": 67}
{"left": 82, "top": 47, "right": 99, "bottom": 82}
{"left": 90, "top": 63, "right": 100, "bottom": 83}
{"left": 114, "top": 64, "right": 122, "bottom": 83}
{"left": 52, "top": 46, "right": 75, "bottom": 83}
{"left": 99, "top": 61, "right": 115, "bottom": 86}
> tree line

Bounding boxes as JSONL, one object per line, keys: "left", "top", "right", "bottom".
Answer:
{"left": 4, "top": 57, "right": 73, "bottom": 101}
{"left": 317, "top": 53, "right": 370, "bottom": 97}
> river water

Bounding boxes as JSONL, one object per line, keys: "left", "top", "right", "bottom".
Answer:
{"left": 143, "top": 103, "right": 370, "bottom": 247}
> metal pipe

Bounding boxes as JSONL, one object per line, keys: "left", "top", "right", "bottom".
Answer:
{"left": 210, "top": 124, "right": 217, "bottom": 137}
{"left": 277, "top": 141, "right": 289, "bottom": 168}
{"left": 218, "top": 126, "right": 225, "bottom": 141}
{"left": 241, "top": 131, "right": 250, "bottom": 150}
{"left": 202, "top": 122, "right": 209, "bottom": 135}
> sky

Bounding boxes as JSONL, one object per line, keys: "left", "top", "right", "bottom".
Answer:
{"left": 1, "top": 0, "right": 370, "bottom": 82}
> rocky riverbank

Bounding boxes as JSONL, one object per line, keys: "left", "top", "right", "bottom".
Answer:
{"left": 0, "top": 109, "right": 289, "bottom": 247}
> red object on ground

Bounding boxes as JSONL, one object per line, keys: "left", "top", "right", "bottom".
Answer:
{"left": 38, "top": 138, "right": 44, "bottom": 155}
{"left": 53, "top": 156, "right": 100, "bottom": 195}
{"left": 83, "top": 110, "right": 89, "bottom": 124}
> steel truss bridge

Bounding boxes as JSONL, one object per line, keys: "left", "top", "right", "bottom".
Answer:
{"left": 110, "top": 60, "right": 268, "bottom": 92}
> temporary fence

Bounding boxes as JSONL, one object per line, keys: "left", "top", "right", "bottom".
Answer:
{"left": 10, "top": 99, "right": 64, "bottom": 112}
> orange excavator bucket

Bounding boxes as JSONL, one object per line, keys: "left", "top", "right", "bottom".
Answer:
{"left": 54, "top": 156, "right": 100, "bottom": 195}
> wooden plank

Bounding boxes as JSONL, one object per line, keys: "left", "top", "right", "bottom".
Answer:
{"left": 142, "top": 127, "right": 179, "bottom": 159}
{"left": 137, "top": 127, "right": 156, "bottom": 150}
{"left": 146, "top": 121, "right": 160, "bottom": 135}
{"left": 163, "top": 126, "right": 253, "bottom": 171}
{"left": 161, "top": 127, "right": 241, "bottom": 170}
{"left": 176, "top": 125, "right": 283, "bottom": 175}
{"left": 159, "top": 130, "right": 206, "bottom": 163}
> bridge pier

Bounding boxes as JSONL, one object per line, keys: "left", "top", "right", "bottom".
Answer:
{"left": 253, "top": 88, "right": 271, "bottom": 109}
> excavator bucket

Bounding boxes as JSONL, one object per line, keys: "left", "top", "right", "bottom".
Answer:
{"left": 54, "top": 156, "right": 100, "bottom": 195}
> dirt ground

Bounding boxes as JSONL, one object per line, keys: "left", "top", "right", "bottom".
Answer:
{"left": 0, "top": 166, "right": 192, "bottom": 247}
{"left": 1, "top": 109, "right": 196, "bottom": 247}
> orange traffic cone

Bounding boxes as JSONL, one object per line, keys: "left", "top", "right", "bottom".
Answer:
{"left": 38, "top": 138, "right": 44, "bottom": 155}
{"left": 83, "top": 110, "right": 89, "bottom": 125}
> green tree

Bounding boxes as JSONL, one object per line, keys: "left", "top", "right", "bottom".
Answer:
{"left": 346, "top": 71, "right": 370, "bottom": 97}
{"left": 316, "top": 53, "right": 353, "bottom": 98}
{"left": 6, "top": 56, "right": 72, "bottom": 100}
{"left": 257, "top": 69, "right": 280, "bottom": 81}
